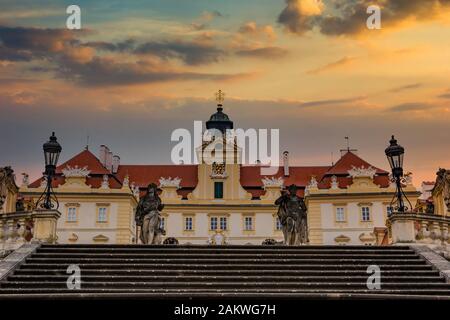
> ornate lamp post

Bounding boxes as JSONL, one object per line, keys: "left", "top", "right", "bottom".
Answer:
{"left": 385, "top": 135, "right": 410, "bottom": 213}
{"left": 36, "top": 132, "right": 62, "bottom": 210}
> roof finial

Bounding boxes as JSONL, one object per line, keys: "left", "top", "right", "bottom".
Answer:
{"left": 340, "top": 136, "right": 358, "bottom": 156}
{"left": 215, "top": 89, "right": 225, "bottom": 107}
{"left": 85, "top": 134, "right": 90, "bottom": 150}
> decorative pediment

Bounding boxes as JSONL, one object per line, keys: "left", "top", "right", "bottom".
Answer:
{"left": 334, "top": 234, "right": 351, "bottom": 243}
{"left": 159, "top": 177, "right": 182, "bottom": 201}
{"left": 58, "top": 165, "right": 92, "bottom": 190}
{"left": 68, "top": 233, "right": 78, "bottom": 242}
{"left": 62, "top": 165, "right": 90, "bottom": 178}
{"left": 262, "top": 177, "right": 284, "bottom": 189}
{"left": 348, "top": 165, "right": 377, "bottom": 179}
{"left": 359, "top": 232, "right": 376, "bottom": 243}
{"left": 159, "top": 176, "right": 181, "bottom": 189}
{"left": 92, "top": 234, "right": 109, "bottom": 242}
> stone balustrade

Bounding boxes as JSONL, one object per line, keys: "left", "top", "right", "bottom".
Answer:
{"left": 388, "top": 212, "right": 450, "bottom": 260}
{"left": 0, "top": 210, "right": 61, "bottom": 255}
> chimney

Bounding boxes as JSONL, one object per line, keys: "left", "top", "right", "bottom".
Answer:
{"left": 106, "top": 151, "right": 113, "bottom": 171}
{"left": 99, "top": 145, "right": 109, "bottom": 167}
{"left": 283, "top": 151, "right": 289, "bottom": 176}
{"left": 112, "top": 155, "right": 120, "bottom": 174}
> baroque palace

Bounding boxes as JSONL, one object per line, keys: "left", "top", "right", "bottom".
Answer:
{"left": 18, "top": 100, "right": 419, "bottom": 246}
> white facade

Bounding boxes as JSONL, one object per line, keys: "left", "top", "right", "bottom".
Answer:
{"left": 320, "top": 201, "right": 389, "bottom": 245}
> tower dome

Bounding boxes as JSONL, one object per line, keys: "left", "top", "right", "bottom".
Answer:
{"left": 206, "top": 90, "right": 233, "bottom": 134}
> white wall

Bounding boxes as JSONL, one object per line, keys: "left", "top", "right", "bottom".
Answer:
{"left": 320, "top": 202, "right": 387, "bottom": 245}
{"left": 57, "top": 201, "right": 118, "bottom": 244}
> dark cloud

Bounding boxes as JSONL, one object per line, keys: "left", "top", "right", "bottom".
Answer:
{"left": 0, "top": 45, "right": 33, "bottom": 61}
{"left": 235, "top": 47, "right": 288, "bottom": 59}
{"left": 437, "top": 89, "right": 450, "bottom": 99}
{"left": 277, "top": 0, "right": 320, "bottom": 35}
{"left": 83, "top": 38, "right": 225, "bottom": 66}
{"left": 0, "top": 25, "right": 77, "bottom": 53}
{"left": 191, "top": 10, "right": 223, "bottom": 31}
{"left": 0, "top": 25, "right": 248, "bottom": 86}
{"left": 299, "top": 96, "right": 365, "bottom": 108}
{"left": 135, "top": 40, "right": 225, "bottom": 65}
{"left": 83, "top": 39, "right": 136, "bottom": 52}
{"left": 389, "top": 83, "right": 423, "bottom": 93}
{"left": 55, "top": 56, "right": 251, "bottom": 87}
{"left": 307, "top": 56, "right": 357, "bottom": 75}
{"left": 388, "top": 102, "right": 433, "bottom": 112}
{"left": 278, "top": 0, "right": 450, "bottom": 36}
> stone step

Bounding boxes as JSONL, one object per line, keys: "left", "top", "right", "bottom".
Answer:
{"left": 30, "top": 253, "right": 420, "bottom": 259}
{"left": 1, "top": 289, "right": 450, "bottom": 300}
{"left": 2, "top": 281, "right": 450, "bottom": 289}
{"left": 36, "top": 247, "right": 416, "bottom": 254}
{"left": 13, "top": 269, "right": 441, "bottom": 277}
{"left": 40, "top": 244, "right": 412, "bottom": 250}
{"left": 7, "top": 275, "right": 445, "bottom": 283}
{"left": 24, "top": 257, "right": 428, "bottom": 264}
{"left": 19, "top": 263, "right": 434, "bottom": 270}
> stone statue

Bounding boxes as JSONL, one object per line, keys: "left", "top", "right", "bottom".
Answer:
{"left": 434, "top": 168, "right": 450, "bottom": 212}
{"left": 0, "top": 167, "right": 16, "bottom": 212}
{"left": 135, "top": 183, "right": 165, "bottom": 244}
{"left": 275, "top": 184, "right": 308, "bottom": 245}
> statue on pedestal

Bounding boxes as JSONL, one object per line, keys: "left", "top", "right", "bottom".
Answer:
{"left": 135, "top": 183, "right": 165, "bottom": 244}
{"left": 275, "top": 184, "right": 308, "bottom": 245}
{"left": 434, "top": 168, "right": 450, "bottom": 212}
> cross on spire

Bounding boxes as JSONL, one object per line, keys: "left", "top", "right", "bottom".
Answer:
{"left": 215, "top": 89, "right": 225, "bottom": 106}
{"left": 340, "top": 136, "right": 358, "bottom": 156}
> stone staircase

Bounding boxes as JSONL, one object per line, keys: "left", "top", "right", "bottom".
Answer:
{"left": 1, "top": 244, "right": 450, "bottom": 299}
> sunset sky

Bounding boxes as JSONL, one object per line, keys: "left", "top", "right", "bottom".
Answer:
{"left": 1, "top": 0, "right": 449, "bottom": 186}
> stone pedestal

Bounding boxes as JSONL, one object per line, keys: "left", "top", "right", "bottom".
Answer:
{"left": 31, "top": 210, "right": 61, "bottom": 243}
{"left": 391, "top": 219, "right": 416, "bottom": 243}
{"left": 160, "top": 186, "right": 182, "bottom": 201}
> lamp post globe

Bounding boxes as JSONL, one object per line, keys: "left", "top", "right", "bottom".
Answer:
{"left": 385, "top": 135, "right": 405, "bottom": 179}
{"left": 37, "top": 132, "right": 62, "bottom": 210}
{"left": 43, "top": 132, "right": 62, "bottom": 176}
{"left": 385, "top": 135, "right": 408, "bottom": 213}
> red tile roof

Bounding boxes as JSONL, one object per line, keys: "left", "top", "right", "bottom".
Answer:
{"left": 116, "top": 165, "right": 198, "bottom": 189}
{"left": 28, "top": 149, "right": 121, "bottom": 189}
{"left": 55, "top": 149, "right": 110, "bottom": 175}
{"left": 324, "top": 151, "right": 388, "bottom": 176}
{"left": 26, "top": 149, "right": 391, "bottom": 198}
{"left": 240, "top": 166, "right": 330, "bottom": 187}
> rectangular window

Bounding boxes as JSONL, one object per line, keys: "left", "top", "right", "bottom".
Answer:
{"left": 97, "top": 207, "right": 107, "bottom": 222}
{"left": 185, "top": 216, "right": 193, "bottom": 231}
{"left": 67, "top": 207, "right": 77, "bottom": 222}
{"left": 214, "top": 182, "right": 223, "bottom": 199}
{"left": 210, "top": 217, "right": 218, "bottom": 230}
{"left": 244, "top": 216, "right": 253, "bottom": 231}
{"left": 220, "top": 217, "right": 227, "bottom": 230}
{"left": 276, "top": 217, "right": 282, "bottom": 231}
{"left": 336, "top": 207, "right": 345, "bottom": 222}
{"left": 361, "top": 207, "right": 371, "bottom": 221}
